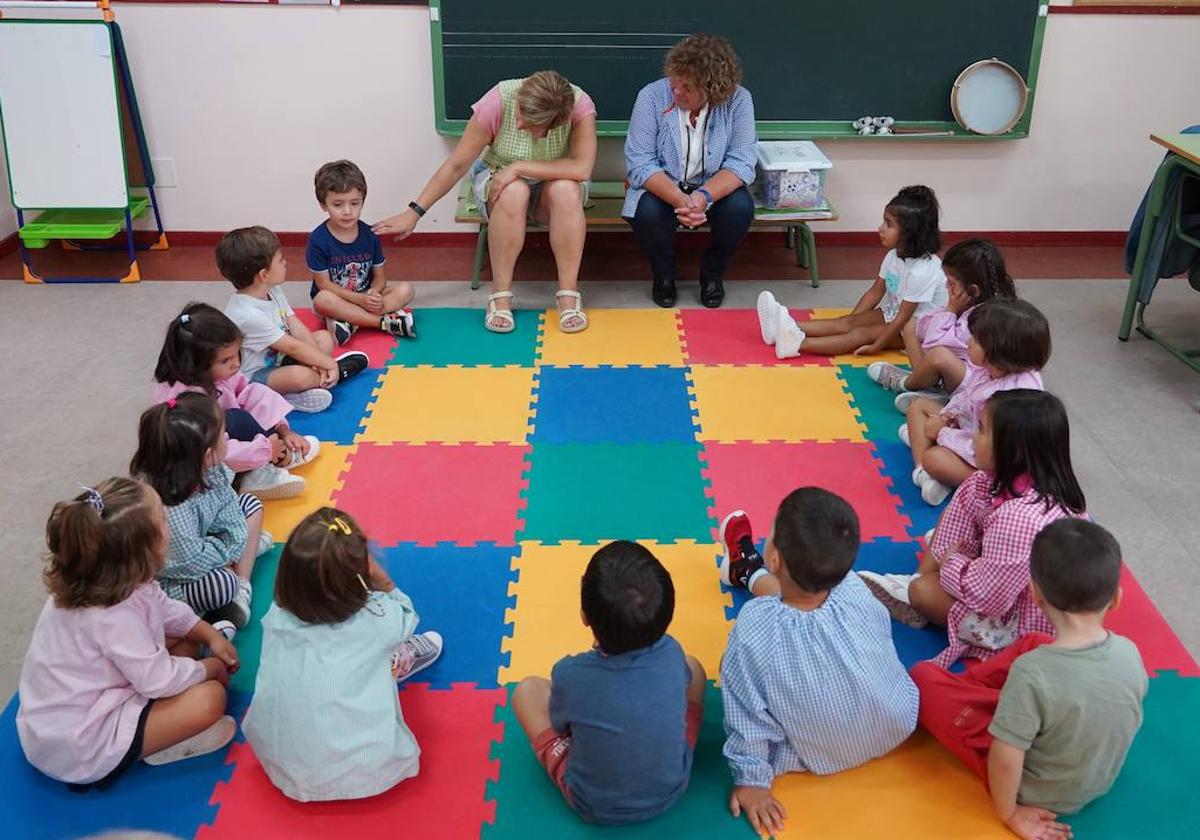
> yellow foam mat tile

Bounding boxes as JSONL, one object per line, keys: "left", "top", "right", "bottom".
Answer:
{"left": 500, "top": 541, "right": 732, "bottom": 684}
{"left": 261, "top": 444, "right": 355, "bottom": 540}
{"left": 538, "top": 308, "right": 685, "bottom": 367}
{"left": 809, "top": 308, "right": 912, "bottom": 368}
{"left": 690, "top": 366, "right": 865, "bottom": 443}
{"left": 357, "top": 366, "right": 537, "bottom": 444}
{"left": 773, "top": 731, "right": 1010, "bottom": 838}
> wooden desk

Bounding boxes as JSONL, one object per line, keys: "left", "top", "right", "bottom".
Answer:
{"left": 1117, "top": 132, "right": 1200, "bottom": 373}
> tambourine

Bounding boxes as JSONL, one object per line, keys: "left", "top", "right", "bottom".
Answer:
{"left": 951, "top": 59, "right": 1029, "bottom": 136}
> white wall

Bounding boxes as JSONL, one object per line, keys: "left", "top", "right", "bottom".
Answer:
{"left": 13, "top": 3, "right": 1200, "bottom": 236}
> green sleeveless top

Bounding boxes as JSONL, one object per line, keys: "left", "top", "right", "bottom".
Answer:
{"left": 481, "top": 78, "right": 581, "bottom": 171}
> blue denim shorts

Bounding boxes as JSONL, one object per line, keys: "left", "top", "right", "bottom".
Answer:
{"left": 249, "top": 365, "right": 273, "bottom": 387}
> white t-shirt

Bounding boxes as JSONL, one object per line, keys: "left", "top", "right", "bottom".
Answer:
{"left": 223, "top": 287, "right": 294, "bottom": 381}
{"left": 878, "top": 250, "right": 948, "bottom": 323}
{"left": 677, "top": 103, "right": 710, "bottom": 186}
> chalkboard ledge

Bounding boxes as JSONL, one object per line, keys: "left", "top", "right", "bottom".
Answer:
{"left": 436, "top": 119, "right": 1029, "bottom": 141}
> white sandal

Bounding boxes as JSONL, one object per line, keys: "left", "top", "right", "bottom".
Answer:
{"left": 485, "top": 291, "right": 516, "bottom": 334}
{"left": 555, "top": 290, "right": 589, "bottom": 334}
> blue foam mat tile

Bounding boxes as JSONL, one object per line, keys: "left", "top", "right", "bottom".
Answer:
{"left": 0, "top": 694, "right": 235, "bottom": 840}
{"left": 874, "top": 441, "right": 945, "bottom": 538}
{"left": 377, "top": 542, "right": 520, "bottom": 689}
{"left": 531, "top": 366, "right": 698, "bottom": 444}
{"left": 286, "top": 367, "right": 386, "bottom": 445}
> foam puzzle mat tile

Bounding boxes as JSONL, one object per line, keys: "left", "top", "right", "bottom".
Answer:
{"left": 358, "top": 366, "right": 537, "bottom": 445}
{"left": 808, "top": 308, "right": 911, "bottom": 367}
{"left": 679, "top": 307, "right": 833, "bottom": 367}
{"left": 701, "top": 442, "right": 910, "bottom": 542}
{"left": 690, "top": 365, "right": 866, "bottom": 443}
{"left": 203, "top": 684, "right": 505, "bottom": 839}
{"left": 334, "top": 443, "right": 530, "bottom": 547}
{"left": 532, "top": 366, "right": 698, "bottom": 444}
{"left": 1105, "top": 568, "right": 1200, "bottom": 677}
{"left": 294, "top": 308, "right": 398, "bottom": 369}
{"left": 539, "top": 308, "right": 684, "bottom": 367}
{"left": 499, "top": 541, "right": 732, "bottom": 684}
{"left": 836, "top": 363, "right": 910, "bottom": 442}
{"left": 229, "top": 545, "right": 282, "bottom": 695}
{"left": 388, "top": 307, "right": 543, "bottom": 368}
{"left": 378, "top": 543, "right": 519, "bottom": 688}
{"left": 286, "top": 368, "right": 385, "bottom": 445}
{"left": 260, "top": 443, "right": 356, "bottom": 540}
{"left": 519, "top": 442, "right": 713, "bottom": 544}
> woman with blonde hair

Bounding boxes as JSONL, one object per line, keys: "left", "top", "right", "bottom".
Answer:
{"left": 625, "top": 34, "right": 758, "bottom": 308}
{"left": 375, "top": 71, "right": 597, "bottom": 334}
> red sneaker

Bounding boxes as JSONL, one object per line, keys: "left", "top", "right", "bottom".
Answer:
{"left": 718, "top": 510, "right": 765, "bottom": 590}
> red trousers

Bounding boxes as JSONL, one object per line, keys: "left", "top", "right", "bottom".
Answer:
{"left": 910, "top": 633, "right": 1053, "bottom": 781}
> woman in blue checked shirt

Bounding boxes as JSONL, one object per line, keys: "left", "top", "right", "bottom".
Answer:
{"left": 624, "top": 34, "right": 758, "bottom": 309}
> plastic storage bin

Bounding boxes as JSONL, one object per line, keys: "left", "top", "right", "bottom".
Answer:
{"left": 756, "top": 141, "right": 832, "bottom": 210}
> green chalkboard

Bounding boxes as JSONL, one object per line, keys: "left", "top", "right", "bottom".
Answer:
{"left": 430, "top": 0, "right": 1047, "bottom": 139}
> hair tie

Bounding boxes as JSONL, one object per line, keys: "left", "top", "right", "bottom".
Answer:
{"left": 166, "top": 398, "right": 177, "bottom": 409}
{"left": 179, "top": 313, "right": 190, "bottom": 324}
{"left": 328, "top": 517, "right": 352, "bottom": 535}
{"left": 79, "top": 485, "right": 104, "bottom": 515}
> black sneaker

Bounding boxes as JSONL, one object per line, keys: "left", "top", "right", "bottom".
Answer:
{"left": 336, "top": 351, "right": 369, "bottom": 382}
{"left": 327, "top": 318, "right": 356, "bottom": 346}
{"left": 718, "top": 510, "right": 765, "bottom": 590}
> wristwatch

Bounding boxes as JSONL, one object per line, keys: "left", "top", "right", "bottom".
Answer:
{"left": 408, "top": 201, "right": 427, "bottom": 217}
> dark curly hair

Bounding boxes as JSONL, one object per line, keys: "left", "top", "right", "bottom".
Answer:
{"left": 664, "top": 34, "right": 742, "bottom": 106}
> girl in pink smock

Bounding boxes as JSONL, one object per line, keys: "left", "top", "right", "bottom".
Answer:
{"left": 902, "top": 299, "right": 1050, "bottom": 505}
{"left": 153, "top": 302, "right": 316, "bottom": 500}
{"left": 17, "top": 477, "right": 239, "bottom": 789}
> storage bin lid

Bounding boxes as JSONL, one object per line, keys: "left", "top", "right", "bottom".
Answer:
{"left": 756, "top": 141, "right": 833, "bottom": 171}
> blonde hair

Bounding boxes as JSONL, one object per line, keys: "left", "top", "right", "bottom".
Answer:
{"left": 44, "top": 478, "right": 164, "bottom": 609}
{"left": 664, "top": 34, "right": 743, "bottom": 106}
{"left": 516, "top": 71, "right": 576, "bottom": 129}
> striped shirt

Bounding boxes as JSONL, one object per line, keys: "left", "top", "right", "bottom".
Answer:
{"left": 159, "top": 465, "right": 248, "bottom": 603}
{"left": 623, "top": 77, "right": 758, "bottom": 219}
{"left": 720, "top": 575, "right": 919, "bottom": 788}
{"left": 932, "top": 471, "right": 1082, "bottom": 667}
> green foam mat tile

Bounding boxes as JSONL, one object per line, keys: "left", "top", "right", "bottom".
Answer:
{"left": 227, "top": 544, "right": 281, "bottom": 695}
{"left": 388, "top": 307, "right": 544, "bottom": 368}
{"left": 836, "top": 364, "right": 908, "bottom": 442}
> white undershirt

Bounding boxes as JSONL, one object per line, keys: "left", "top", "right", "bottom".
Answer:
{"left": 677, "top": 103, "right": 710, "bottom": 186}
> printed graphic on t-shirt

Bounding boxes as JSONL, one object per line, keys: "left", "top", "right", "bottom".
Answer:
{"left": 884, "top": 270, "right": 901, "bottom": 295}
{"left": 327, "top": 253, "right": 374, "bottom": 293}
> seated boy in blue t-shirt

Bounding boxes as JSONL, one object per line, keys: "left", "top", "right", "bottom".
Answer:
{"left": 306, "top": 159, "right": 416, "bottom": 344}
{"left": 512, "top": 541, "right": 707, "bottom": 825}
{"left": 718, "top": 488, "right": 919, "bottom": 836}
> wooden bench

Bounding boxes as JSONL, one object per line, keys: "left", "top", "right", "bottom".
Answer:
{"left": 454, "top": 180, "right": 836, "bottom": 291}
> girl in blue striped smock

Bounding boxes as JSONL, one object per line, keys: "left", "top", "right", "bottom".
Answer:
{"left": 243, "top": 507, "right": 443, "bottom": 802}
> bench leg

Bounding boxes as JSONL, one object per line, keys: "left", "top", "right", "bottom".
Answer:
{"left": 800, "top": 223, "right": 819, "bottom": 288}
{"left": 471, "top": 224, "right": 488, "bottom": 290}
{"left": 785, "top": 225, "right": 797, "bottom": 251}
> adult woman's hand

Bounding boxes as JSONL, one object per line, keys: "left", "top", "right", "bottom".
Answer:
{"left": 372, "top": 208, "right": 420, "bottom": 241}
{"left": 489, "top": 164, "right": 522, "bottom": 201}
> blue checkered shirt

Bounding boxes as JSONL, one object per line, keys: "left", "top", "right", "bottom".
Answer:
{"left": 159, "top": 465, "right": 248, "bottom": 600}
{"left": 720, "top": 574, "right": 919, "bottom": 787}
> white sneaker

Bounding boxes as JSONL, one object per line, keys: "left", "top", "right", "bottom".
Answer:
{"left": 241, "top": 464, "right": 306, "bottom": 500}
{"left": 391, "top": 631, "right": 444, "bottom": 682}
{"left": 280, "top": 436, "right": 321, "bottom": 469}
{"left": 857, "top": 571, "right": 928, "bottom": 628}
{"left": 774, "top": 306, "right": 806, "bottom": 359}
{"left": 913, "top": 465, "right": 930, "bottom": 487}
{"left": 198, "top": 619, "right": 237, "bottom": 658}
{"left": 757, "top": 290, "right": 781, "bottom": 345}
{"left": 143, "top": 715, "right": 237, "bottom": 766}
{"left": 257, "top": 530, "right": 274, "bottom": 557}
{"left": 867, "top": 362, "right": 910, "bottom": 392}
{"left": 229, "top": 577, "right": 252, "bottom": 628}
{"left": 285, "top": 388, "right": 333, "bottom": 413}
{"left": 920, "top": 476, "right": 953, "bottom": 506}
{"left": 898, "top": 423, "right": 911, "bottom": 448}
{"left": 894, "top": 389, "right": 949, "bottom": 415}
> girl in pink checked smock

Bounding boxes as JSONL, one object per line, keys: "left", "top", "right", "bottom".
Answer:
{"left": 17, "top": 478, "right": 239, "bottom": 789}
{"left": 860, "top": 390, "right": 1087, "bottom": 667}
{"left": 902, "top": 299, "right": 1050, "bottom": 505}
{"left": 154, "top": 302, "right": 318, "bottom": 501}
{"left": 868, "top": 239, "right": 1017, "bottom": 414}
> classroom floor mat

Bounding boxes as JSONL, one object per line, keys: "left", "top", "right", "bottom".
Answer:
{"left": 5, "top": 307, "right": 1196, "bottom": 839}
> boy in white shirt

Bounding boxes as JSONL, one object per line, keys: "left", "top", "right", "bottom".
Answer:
{"left": 219, "top": 226, "right": 367, "bottom": 412}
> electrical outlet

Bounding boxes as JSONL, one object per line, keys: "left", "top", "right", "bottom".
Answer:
{"left": 151, "top": 157, "right": 177, "bottom": 188}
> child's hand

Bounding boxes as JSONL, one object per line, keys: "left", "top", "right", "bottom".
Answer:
{"left": 367, "top": 557, "right": 396, "bottom": 593}
{"left": 362, "top": 291, "right": 385, "bottom": 314}
{"left": 729, "top": 785, "right": 786, "bottom": 836}
{"left": 270, "top": 436, "right": 288, "bottom": 465}
{"left": 316, "top": 360, "right": 338, "bottom": 388}
{"left": 206, "top": 630, "right": 240, "bottom": 674}
{"left": 280, "top": 428, "right": 308, "bottom": 455}
{"left": 853, "top": 342, "right": 884, "bottom": 356}
{"left": 202, "top": 656, "right": 231, "bottom": 687}
{"left": 1004, "top": 805, "right": 1072, "bottom": 840}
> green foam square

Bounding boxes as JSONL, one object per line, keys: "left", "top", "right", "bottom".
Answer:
{"left": 228, "top": 544, "right": 280, "bottom": 694}
{"left": 388, "top": 307, "right": 542, "bottom": 367}
{"left": 520, "top": 442, "right": 714, "bottom": 543}
{"left": 484, "top": 683, "right": 756, "bottom": 838}
{"left": 837, "top": 364, "right": 908, "bottom": 442}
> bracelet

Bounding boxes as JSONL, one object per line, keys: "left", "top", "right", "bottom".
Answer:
{"left": 697, "top": 188, "right": 714, "bottom": 207}
{"left": 408, "top": 201, "right": 427, "bottom": 217}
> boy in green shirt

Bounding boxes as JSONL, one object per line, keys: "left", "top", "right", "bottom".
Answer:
{"left": 911, "top": 519, "right": 1146, "bottom": 840}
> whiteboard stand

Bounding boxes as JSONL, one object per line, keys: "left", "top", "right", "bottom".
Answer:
{"left": 0, "top": 2, "right": 167, "bottom": 283}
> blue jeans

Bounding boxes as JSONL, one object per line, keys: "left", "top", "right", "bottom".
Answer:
{"left": 627, "top": 185, "right": 754, "bottom": 283}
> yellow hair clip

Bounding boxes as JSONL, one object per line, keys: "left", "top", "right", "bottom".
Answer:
{"left": 327, "top": 516, "right": 352, "bottom": 535}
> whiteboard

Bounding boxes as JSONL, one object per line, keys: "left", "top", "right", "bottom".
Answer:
{"left": 0, "top": 21, "right": 128, "bottom": 209}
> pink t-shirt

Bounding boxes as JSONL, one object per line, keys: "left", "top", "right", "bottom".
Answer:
{"left": 470, "top": 84, "right": 597, "bottom": 139}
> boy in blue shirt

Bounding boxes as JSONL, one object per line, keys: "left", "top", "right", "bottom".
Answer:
{"left": 307, "top": 160, "right": 416, "bottom": 344}
{"left": 718, "top": 488, "right": 919, "bottom": 836}
{"left": 511, "top": 541, "right": 707, "bottom": 825}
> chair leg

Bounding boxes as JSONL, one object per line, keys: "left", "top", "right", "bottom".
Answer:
{"left": 471, "top": 224, "right": 488, "bottom": 290}
{"left": 801, "top": 223, "right": 819, "bottom": 288}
